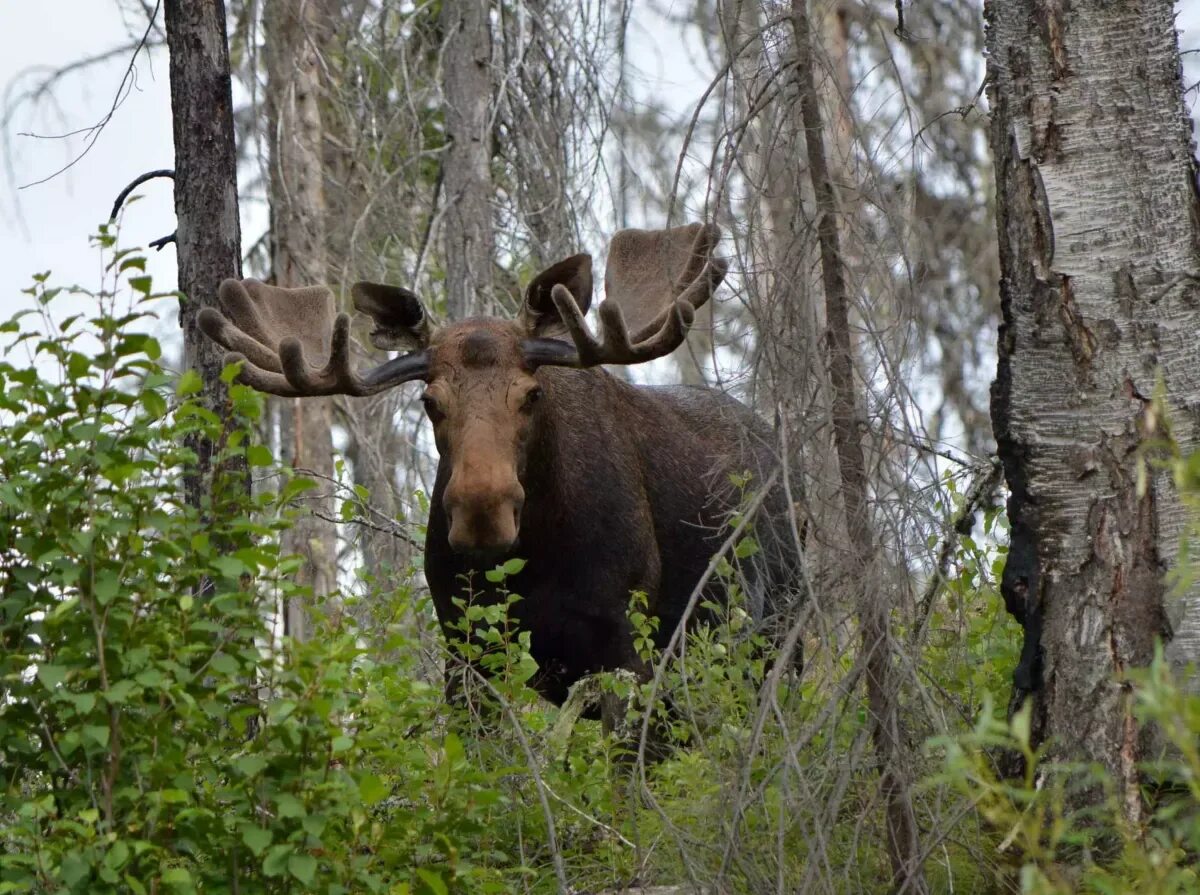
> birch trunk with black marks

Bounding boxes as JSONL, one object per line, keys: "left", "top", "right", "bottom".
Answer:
{"left": 986, "top": 0, "right": 1200, "bottom": 821}
{"left": 265, "top": 0, "right": 338, "bottom": 641}
{"left": 441, "top": 0, "right": 495, "bottom": 317}
{"left": 164, "top": 0, "right": 246, "bottom": 508}
{"left": 791, "top": 2, "right": 927, "bottom": 891}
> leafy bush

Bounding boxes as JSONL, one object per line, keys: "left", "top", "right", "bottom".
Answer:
{"left": 0, "top": 240, "right": 537, "bottom": 894}
{"left": 31, "top": 235, "right": 1200, "bottom": 895}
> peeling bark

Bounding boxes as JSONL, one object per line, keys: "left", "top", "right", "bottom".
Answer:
{"left": 986, "top": 0, "right": 1200, "bottom": 818}
{"left": 164, "top": 0, "right": 246, "bottom": 507}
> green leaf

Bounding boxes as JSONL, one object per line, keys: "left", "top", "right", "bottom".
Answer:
{"left": 733, "top": 536, "right": 759, "bottom": 559}
{"left": 37, "top": 663, "right": 67, "bottom": 691}
{"left": 141, "top": 389, "right": 167, "bottom": 419}
{"left": 60, "top": 852, "right": 89, "bottom": 886}
{"left": 83, "top": 719, "right": 110, "bottom": 748}
{"left": 276, "top": 792, "right": 305, "bottom": 819}
{"left": 247, "top": 444, "right": 274, "bottom": 467}
{"left": 103, "top": 840, "right": 130, "bottom": 872}
{"left": 280, "top": 476, "right": 317, "bottom": 502}
{"left": 208, "top": 652, "right": 240, "bottom": 677}
{"left": 241, "top": 825, "right": 272, "bottom": 857}
{"left": 234, "top": 754, "right": 268, "bottom": 777}
{"left": 104, "top": 680, "right": 136, "bottom": 705}
{"left": 485, "top": 556, "right": 526, "bottom": 582}
{"left": 443, "top": 732, "right": 464, "bottom": 765}
{"left": 262, "top": 844, "right": 292, "bottom": 878}
{"left": 288, "top": 853, "right": 317, "bottom": 886}
{"left": 358, "top": 773, "right": 387, "bottom": 806}
{"left": 211, "top": 555, "right": 247, "bottom": 578}
{"left": 177, "top": 369, "right": 202, "bottom": 396}
{"left": 160, "top": 867, "right": 193, "bottom": 890}
{"left": 416, "top": 868, "right": 448, "bottom": 895}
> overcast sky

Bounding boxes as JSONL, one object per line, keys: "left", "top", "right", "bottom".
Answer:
{"left": 1, "top": 2, "right": 1198, "bottom": 340}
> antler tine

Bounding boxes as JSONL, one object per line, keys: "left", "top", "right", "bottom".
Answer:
{"left": 198, "top": 279, "right": 430, "bottom": 397}
{"left": 277, "top": 312, "right": 370, "bottom": 395}
{"left": 548, "top": 284, "right": 697, "bottom": 367}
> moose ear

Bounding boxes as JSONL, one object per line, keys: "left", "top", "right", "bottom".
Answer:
{"left": 520, "top": 253, "right": 593, "bottom": 338}
{"left": 352, "top": 282, "right": 432, "bottom": 350}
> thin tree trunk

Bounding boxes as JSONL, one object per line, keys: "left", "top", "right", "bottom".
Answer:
{"left": 164, "top": 0, "right": 246, "bottom": 508}
{"left": 441, "top": 0, "right": 494, "bottom": 317}
{"left": 986, "top": 0, "right": 1200, "bottom": 821}
{"left": 264, "top": 0, "right": 338, "bottom": 641}
{"left": 790, "top": 2, "right": 927, "bottom": 891}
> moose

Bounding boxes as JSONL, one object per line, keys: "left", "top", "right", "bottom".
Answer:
{"left": 199, "top": 223, "right": 801, "bottom": 707}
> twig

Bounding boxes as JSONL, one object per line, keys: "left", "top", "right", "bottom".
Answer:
{"left": 913, "top": 458, "right": 1004, "bottom": 635}
{"left": 149, "top": 231, "right": 176, "bottom": 252}
{"left": 108, "top": 168, "right": 177, "bottom": 250}
{"left": 109, "top": 168, "right": 174, "bottom": 221}
{"left": 912, "top": 73, "right": 990, "bottom": 148}
{"left": 636, "top": 472, "right": 777, "bottom": 773}
{"left": 19, "top": 1, "right": 162, "bottom": 189}
{"left": 470, "top": 670, "right": 570, "bottom": 895}
{"left": 289, "top": 466, "right": 423, "bottom": 550}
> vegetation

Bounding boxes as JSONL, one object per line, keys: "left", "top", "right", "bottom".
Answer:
{"left": 0, "top": 239, "right": 1195, "bottom": 893}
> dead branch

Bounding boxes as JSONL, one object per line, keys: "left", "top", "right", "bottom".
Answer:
{"left": 790, "top": 0, "right": 928, "bottom": 891}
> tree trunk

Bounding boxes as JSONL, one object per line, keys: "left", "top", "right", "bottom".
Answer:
{"left": 440, "top": 0, "right": 495, "bottom": 317}
{"left": 164, "top": 0, "right": 246, "bottom": 508}
{"left": 790, "top": 2, "right": 927, "bottom": 890}
{"left": 264, "top": 0, "right": 338, "bottom": 641}
{"left": 986, "top": 0, "right": 1200, "bottom": 822}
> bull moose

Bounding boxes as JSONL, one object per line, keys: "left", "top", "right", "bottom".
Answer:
{"left": 199, "top": 223, "right": 801, "bottom": 706}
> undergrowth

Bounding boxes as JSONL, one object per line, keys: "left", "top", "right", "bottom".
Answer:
{"left": 3, "top": 236, "right": 1199, "bottom": 894}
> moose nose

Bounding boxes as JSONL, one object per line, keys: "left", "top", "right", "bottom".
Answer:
{"left": 443, "top": 480, "right": 525, "bottom": 557}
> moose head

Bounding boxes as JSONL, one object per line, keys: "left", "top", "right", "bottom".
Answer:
{"left": 199, "top": 223, "right": 727, "bottom": 560}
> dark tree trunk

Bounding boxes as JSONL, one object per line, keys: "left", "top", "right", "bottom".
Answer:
{"left": 164, "top": 0, "right": 246, "bottom": 507}
{"left": 986, "top": 0, "right": 1200, "bottom": 822}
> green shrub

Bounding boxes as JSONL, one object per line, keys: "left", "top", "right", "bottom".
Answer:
{"left": 0, "top": 239, "right": 534, "bottom": 894}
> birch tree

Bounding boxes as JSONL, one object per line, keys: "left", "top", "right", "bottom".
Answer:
{"left": 987, "top": 0, "right": 1200, "bottom": 820}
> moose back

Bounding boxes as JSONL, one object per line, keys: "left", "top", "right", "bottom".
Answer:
{"left": 200, "top": 223, "right": 801, "bottom": 704}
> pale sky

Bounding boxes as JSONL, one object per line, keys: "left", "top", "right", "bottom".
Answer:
{"left": 2, "top": 3, "right": 177, "bottom": 325}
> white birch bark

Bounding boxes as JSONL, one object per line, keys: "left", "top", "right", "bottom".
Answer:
{"left": 986, "top": 0, "right": 1200, "bottom": 818}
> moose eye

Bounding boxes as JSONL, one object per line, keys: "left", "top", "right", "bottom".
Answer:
{"left": 522, "top": 387, "right": 543, "bottom": 411}
{"left": 420, "top": 394, "right": 444, "bottom": 423}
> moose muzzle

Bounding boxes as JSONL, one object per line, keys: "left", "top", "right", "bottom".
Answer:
{"left": 442, "top": 471, "right": 526, "bottom": 560}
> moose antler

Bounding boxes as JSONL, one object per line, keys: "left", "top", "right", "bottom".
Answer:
{"left": 526, "top": 222, "right": 727, "bottom": 368}
{"left": 198, "top": 279, "right": 430, "bottom": 397}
